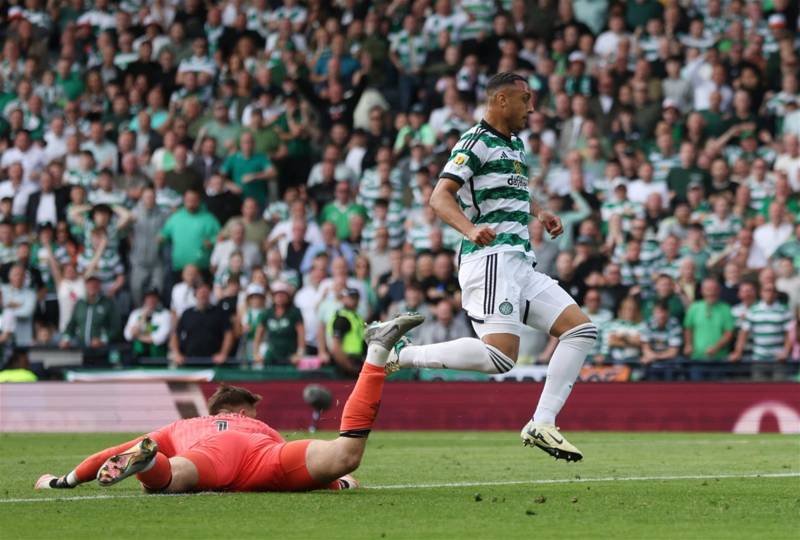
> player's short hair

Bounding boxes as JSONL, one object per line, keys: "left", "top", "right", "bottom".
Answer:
{"left": 486, "top": 72, "right": 528, "bottom": 96}
{"left": 207, "top": 384, "right": 262, "bottom": 415}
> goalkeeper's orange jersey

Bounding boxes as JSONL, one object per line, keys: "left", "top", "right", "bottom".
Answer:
{"left": 147, "top": 413, "right": 285, "bottom": 457}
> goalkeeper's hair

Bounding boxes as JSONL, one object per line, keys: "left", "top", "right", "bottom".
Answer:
{"left": 207, "top": 384, "right": 262, "bottom": 415}
{"left": 486, "top": 72, "right": 527, "bottom": 96}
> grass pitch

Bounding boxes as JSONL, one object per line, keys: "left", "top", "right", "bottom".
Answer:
{"left": 1, "top": 432, "right": 798, "bottom": 539}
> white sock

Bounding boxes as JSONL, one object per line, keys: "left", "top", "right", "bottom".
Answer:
{"left": 66, "top": 470, "right": 79, "bottom": 487}
{"left": 398, "top": 338, "right": 515, "bottom": 373}
{"left": 533, "top": 323, "right": 598, "bottom": 425}
{"left": 365, "top": 343, "right": 390, "bottom": 367}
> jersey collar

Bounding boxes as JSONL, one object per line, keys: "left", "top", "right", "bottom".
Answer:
{"left": 480, "top": 119, "right": 513, "bottom": 143}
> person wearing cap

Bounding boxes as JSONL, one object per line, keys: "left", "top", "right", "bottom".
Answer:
{"left": 253, "top": 281, "right": 304, "bottom": 367}
{"left": 124, "top": 288, "right": 172, "bottom": 360}
{"left": 565, "top": 51, "right": 594, "bottom": 97}
{"left": 322, "top": 287, "right": 365, "bottom": 376}
{"left": 236, "top": 283, "right": 267, "bottom": 362}
{"left": 60, "top": 272, "right": 120, "bottom": 354}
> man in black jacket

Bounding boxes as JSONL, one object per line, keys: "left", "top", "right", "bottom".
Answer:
{"left": 25, "top": 170, "right": 68, "bottom": 228}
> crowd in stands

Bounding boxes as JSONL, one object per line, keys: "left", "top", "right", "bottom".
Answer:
{"left": 0, "top": 0, "right": 798, "bottom": 379}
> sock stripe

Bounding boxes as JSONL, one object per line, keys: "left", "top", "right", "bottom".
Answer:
{"left": 487, "top": 354, "right": 506, "bottom": 373}
{"left": 561, "top": 323, "right": 599, "bottom": 341}
{"left": 569, "top": 329, "right": 598, "bottom": 339}
{"left": 489, "top": 350, "right": 514, "bottom": 371}
{"left": 339, "top": 429, "right": 372, "bottom": 438}
{"left": 487, "top": 348, "right": 514, "bottom": 372}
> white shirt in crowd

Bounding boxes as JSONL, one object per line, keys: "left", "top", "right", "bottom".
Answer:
{"left": 627, "top": 179, "right": 670, "bottom": 208}
{"left": 170, "top": 282, "right": 197, "bottom": 318}
{"left": 753, "top": 222, "right": 793, "bottom": 259}
{"left": 267, "top": 219, "right": 322, "bottom": 259}
{"left": 774, "top": 152, "right": 800, "bottom": 191}
{"left": 57, "top": 278, "right": 86, "bottom": 333}
{"left": 1, "top": 146, "right": 46, "bottom": 181}
{"left": 124, "top": 307, "right": 172, "bottom": 346}
{"left": 210, "top": 239, "right": 262, "bottom": 273}
{"left": 35, "top": 192, "right": 58, "bottom": 225}
{"left": 0, "top": 180, "right": 37, "bottom": 217}
{"left": 294, "top": 281, "right": 324, "bottom": 348}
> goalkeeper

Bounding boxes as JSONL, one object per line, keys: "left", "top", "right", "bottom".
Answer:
{"left": 35, "top": 314, "right": 422, "bottom": 493}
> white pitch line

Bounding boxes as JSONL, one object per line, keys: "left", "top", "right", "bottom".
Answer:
{"left": 1, "top": 472, "right": 798, "bottom": 504}
{"left": 0, "top": 491, "right": 223, "bottom": 504}
{"left": 367, "top": 471, "right": 800, "bottom": 490}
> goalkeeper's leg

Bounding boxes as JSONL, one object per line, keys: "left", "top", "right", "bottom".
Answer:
{"left": 278, "top": 313, "right": 423, "bottom": 490}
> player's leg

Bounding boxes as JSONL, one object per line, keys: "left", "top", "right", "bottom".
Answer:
{"left": 97, "top": 437, "right": 199, "bottom": 493}
{"left": 35, "top": 436, "right": 146, "bottom": 490}
{"left": 276, "top": 313, "right": 425, "bottom": 489}
{"left": 388, "top": 253, "right": 519, "bottom": 374}
{"left": 521, "top": 282, "right": 597, "bottom": 461}
{"left": 147, "top": 457, "right": 198, "bottom": 493}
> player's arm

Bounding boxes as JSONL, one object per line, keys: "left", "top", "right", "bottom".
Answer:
{"left": 430, "top": 178, "right": 483, "bottom": 236}
{"left": 730, "top": 328, "right": 748, "bottom": 362}
{"left": 433, "top": 142, "right": 496, "bottom": 245}
{"left": 707, "top": 329, "right": 734, "bottom": 358}
{"left": 35, "top": 436, "right": 145, "bottom": 489}
{"left": 530, "top": 199, "right": 564, "bottom": 239}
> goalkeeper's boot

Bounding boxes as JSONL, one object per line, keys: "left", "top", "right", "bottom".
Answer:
{"left": 520, "top": 421, "right": 583, "bottom": 462}
{"left": 384, "top": 335, "right": 411, "bottom": 374}
{"left": 335, "top": 474, "right": 360, "bottom": 490}
{"left": 35, "top": 474, "right": 74, "bottom": 489}
{"left": 97, "top": 437, "right": 158, "bottom": 486}
{"left": 365, "top": 313, "right": 424, "bottom": 352}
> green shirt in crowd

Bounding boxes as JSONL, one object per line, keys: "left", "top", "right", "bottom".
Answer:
{"left": 160, "top": 207, "right": 221, "bottom": 270}
{"left": 221, "top": 152, "right": 273, "bottom": 208}
{"left": 319, "top": 202, "right": 368, "bottom": 240}
{"left": 202, "top": 121, "right": 243, "bottom": 158}
{"left": 683, "top": 300, "right": 735, "bottom": 360}
{"left": 260, "top": 306, "right": 303, "bottom": 365}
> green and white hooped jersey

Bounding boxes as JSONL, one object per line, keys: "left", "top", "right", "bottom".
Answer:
{"left": 741, "top": 301, "right": 794, "bottom": 361}
{"left": 441, "top": 121, "right": 535, "bottom": 265}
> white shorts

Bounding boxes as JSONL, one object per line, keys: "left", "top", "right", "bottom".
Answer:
{"left": 459, "top": 251, "right": 576, "bottom": 338}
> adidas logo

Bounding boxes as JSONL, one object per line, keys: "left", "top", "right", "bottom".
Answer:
{"left": 501, "top": 152, "right": 509, "bottom": 159}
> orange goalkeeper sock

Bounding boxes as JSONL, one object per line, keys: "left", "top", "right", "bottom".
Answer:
{"left": 339, "top": 363, "right": 386, "bottom": 438}
{"left": 136, "top": 452, "right": 172, "bottom": 491}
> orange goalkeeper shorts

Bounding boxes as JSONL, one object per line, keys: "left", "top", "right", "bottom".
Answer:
{"left": 181, "top": 433, "right": 331, "bottom": 492}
